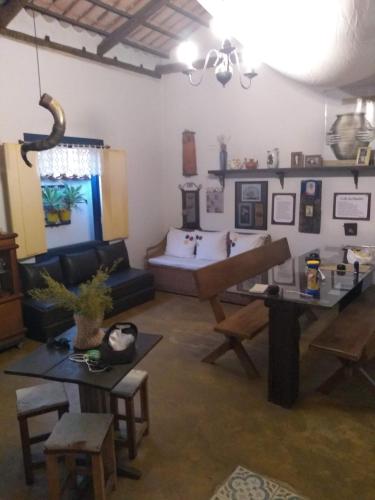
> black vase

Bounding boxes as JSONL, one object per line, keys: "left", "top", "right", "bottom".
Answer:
{"left": 219, "top": 150, "right": 227, "bottom": 170}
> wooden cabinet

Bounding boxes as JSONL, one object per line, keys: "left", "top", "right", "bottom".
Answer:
{"left": 0, "top": 233, "right": 25, "bottom": 350}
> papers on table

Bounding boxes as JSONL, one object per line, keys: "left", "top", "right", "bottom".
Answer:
{"left": 249, "top": 284, "right": 268, "bottom": 293}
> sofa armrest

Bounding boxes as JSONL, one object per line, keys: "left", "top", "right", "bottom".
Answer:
{"left": 145, "top": 236, "right": 167, "bottom": 264}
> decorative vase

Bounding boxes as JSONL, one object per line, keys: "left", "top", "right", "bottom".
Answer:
{"left": 73, "top": 314, "right": 104, "bottom": 350}
{"left": 219, "top": 148, "right": 227, "bottom": 171}
{"left": 327, "top": 112, "right": 374, "bottom": 160}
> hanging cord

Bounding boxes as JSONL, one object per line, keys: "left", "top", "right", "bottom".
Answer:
{"left": 32, "top": 10, "right": 42, "bottom": 98}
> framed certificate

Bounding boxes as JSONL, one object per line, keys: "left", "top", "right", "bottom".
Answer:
{"left": 271, "top": 193, "right": 296, "bottom": 225}
{"left": 333, "top": 193, "right": 371, "bottom": 220}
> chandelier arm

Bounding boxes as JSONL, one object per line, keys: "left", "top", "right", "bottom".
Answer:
{"left": 188, "top": 49, "right": 220, "bottom": 86}
{"left": 232, "top": 49, "right": 252, "bottom": 90}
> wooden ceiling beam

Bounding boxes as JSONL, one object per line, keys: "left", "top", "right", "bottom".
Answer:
{"left": 25, "top": 3, "right": 169, "bottom": 59}
{"left": 166, "top": 2, "right": 209, "bottom": 28}
{"left": 0, "top": 26, "right": 161, "bottom": 78}
{"left": 87, "top": 0, "right": 182, "bottom": 41}
{"left": 97, "top": 0, "right": 169, "bottom": 56}
{"left": 0, "top": 0, "right": 27, "bottom": 28}
{"left": 156, "top": 56, "right": 215, "bottom": 75}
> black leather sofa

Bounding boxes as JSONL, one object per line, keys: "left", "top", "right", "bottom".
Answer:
{"left": 19, "top": 240, "right": 155, "bottom": 342}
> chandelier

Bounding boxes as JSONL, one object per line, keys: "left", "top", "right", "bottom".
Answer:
{"left": 177, "top": 33, "right": 258, "bottom": 89}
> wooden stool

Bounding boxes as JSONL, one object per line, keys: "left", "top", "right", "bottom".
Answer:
{"left": 16, "top": 381, "right": 69, "bottom": 485}
{"left": 110, "top": 369, "right": 149, "bottom": 460}
{"left": 44, "top": 412, "right": 116, "bottom": 500}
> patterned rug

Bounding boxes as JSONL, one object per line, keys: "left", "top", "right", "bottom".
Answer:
{"left": 211, "top": 466, "right": 306, "bottom": 500}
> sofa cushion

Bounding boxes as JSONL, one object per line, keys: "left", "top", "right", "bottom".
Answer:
{"left": 165, "top": 227, "right": 196, "bottom": 258}
{"left": 105, "top": 268, "right": 154, "bottom": 300}
{"left": 97, "top": 241, "right": 129, "bottom": 271}
{"left": 61, "top": 249, "right": 99, "bottom": 286}
{"left": 19, "top": 257, "right": 64, "bottom": 293}
{"left": 22, "top": 297, "right": 73, "bottom": 328}
{"left": 229, "top": 232, "right": 268, "bottom": 257}
{"left": 148, "top": 255, "right": 218, "bottom": 270}
{"left": 195, "top": 230, "right": 228, "bottom": 261}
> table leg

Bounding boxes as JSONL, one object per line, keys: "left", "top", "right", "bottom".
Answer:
{"left": 78, "top": 385, "right": 142, "bottom": 480}
{"left": 267, "top": 300, "right": 301, "bottom": 408}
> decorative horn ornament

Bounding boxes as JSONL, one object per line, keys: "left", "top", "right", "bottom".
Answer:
{"left": 21, "top": 93, "right": 66, "bottom": 167}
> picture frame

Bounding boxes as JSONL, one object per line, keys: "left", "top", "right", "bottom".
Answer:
{"left": 272, "top": 259, "right": 295, "bottom": 286}
{"left": 241, "top": 183, "right": 261, "bottom": 202}
{"left": 291, "top": 152, "right": 304, "bottom": 168}
{"left": 304, "top": 154, "right": 323, "bottom": 167}
{"left": 235, "top": 181, "right": 268, "bottom": 230}
{"left": 333, "top": 193, "right": 371, "bottom": 220}
{"left": 356, "top": 146, "right": 371, "bottom": 166}
{"left": 271, "top": 193, "right": 296, "bottom": 225}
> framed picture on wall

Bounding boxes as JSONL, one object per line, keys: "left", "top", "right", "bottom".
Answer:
{"left": 333, "top": 193, "right": 371, "bottom": 220}
{"left": 235, "top": 181, "right": 268, "bottom": 230}
{"left": 271, "top": 193, "right": 296, "bottom": 225}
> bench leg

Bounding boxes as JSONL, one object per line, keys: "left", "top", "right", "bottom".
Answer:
{"left": 18, "top": 416, "right": 34, "bottom": 485}
{"left": 140, "top": 379, "right": 150, "bottom": 436}
{"left": 125, "top": 398, "right": 137, "bottom": 460}
{"left": 232, "top": 339, "right": 259, "bottom": 378}
{"left": 46, "top": 454, "right": 61, "bottom": 500}
{"left": 202, "top": 339, "right": 232, "bottom": 364}
{"left": 92, "top": 454, "right": 106, "bottom": 500}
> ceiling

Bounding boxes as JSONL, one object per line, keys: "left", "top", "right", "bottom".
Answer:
{"left": 23, "top": 0, "right": 211, "bottom": 59}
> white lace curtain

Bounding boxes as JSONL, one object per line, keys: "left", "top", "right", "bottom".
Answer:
{"left": 38, "top": 145, "right": 102, "bottom": 178}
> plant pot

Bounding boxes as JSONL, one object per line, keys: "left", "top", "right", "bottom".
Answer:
{"left": 74, "top": 314, "right": 105, "bottom": 350}
{"left": 59, "top": 208, "right": 71, "bottom": 223}
{"left": 46, "top": 210, "right": 60, "bottom": 224}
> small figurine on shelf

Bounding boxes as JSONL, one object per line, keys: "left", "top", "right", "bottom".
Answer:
{"left": 217, "top": 135, "right": 230, "bottom": 171}
{"left": 266, "top": 148, "right": 280, "bottom": 168}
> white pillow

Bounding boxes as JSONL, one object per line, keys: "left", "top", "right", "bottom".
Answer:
{"left": 229, "top": 232, "right": 267, "bottom": 257}
{"left": 195, "top": 230, "right": 228, "bottom": 261}
{"left": 165, "top": 227, "right": 196, "bottom": 258}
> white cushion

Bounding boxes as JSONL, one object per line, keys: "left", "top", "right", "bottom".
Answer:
{"left": 229, "top": 232, "right": 268, "bottom": 257}
{"left": 195, "top": 230, "right": 228, "bottom": 261}
{"left": 148, "top": 255, "right": 217, "bottom": 270}
{"left": 165, "top": 227, "right": 195, "bottom": 258}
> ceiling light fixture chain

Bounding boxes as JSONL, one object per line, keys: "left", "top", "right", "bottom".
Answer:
{"left": 32, "top": 9, "right": 42, "bottom": 99}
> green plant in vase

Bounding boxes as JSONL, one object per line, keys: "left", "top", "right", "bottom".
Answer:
{"left": 30, "top": 268, "right": 113, "bottom": 349}
{"left": 42, "top": 186, "right": 63, "bottom": 225}
{"left": 60, "top": 184, "right": 87, "bottom": 223}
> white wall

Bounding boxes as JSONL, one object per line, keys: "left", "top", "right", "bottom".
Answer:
{"left": 0, "top": 12, "right": 163, "bottom": 267}
{"left": 160, "top": 63, "right": 375, "bottom": 256}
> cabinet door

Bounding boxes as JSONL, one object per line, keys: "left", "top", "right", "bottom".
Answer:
{"left": 0, "top": 299, "right": 23, "bottom": 340}
{"left": 0, "top": 144, "right": 47, "bottom": 259}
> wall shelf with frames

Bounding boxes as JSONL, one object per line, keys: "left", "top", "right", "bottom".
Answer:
{"left": 208, "top": 166, "right": 375, "bottom": 189}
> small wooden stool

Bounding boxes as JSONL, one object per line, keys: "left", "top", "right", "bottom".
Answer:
{"left": 16, "top": 381, "right": 69, "bottom": 485}
{"left": 44, "top": 412, "right": 116, "bottom": 500}
{"left": 110, "top": 369, "right": 149, "bottom": 459}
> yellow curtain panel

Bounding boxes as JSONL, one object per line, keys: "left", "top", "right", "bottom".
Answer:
{"left": 0, "top": 144, "right": 47, "bottom": 259}
{"left": 101, "top": 149, "right": 129, "bottom": 241}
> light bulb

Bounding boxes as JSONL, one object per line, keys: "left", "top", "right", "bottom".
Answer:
{"left": 176, "top": 41, "right": 198, "bottom": 68}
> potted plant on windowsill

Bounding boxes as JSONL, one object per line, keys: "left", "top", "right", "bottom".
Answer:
{"left": 29, "top": 268, "right": 114, "bottom": 350}
{"left": 42, "top": 186, "right": 63, "bottom": 225}
{"left": 59, "top": 184, "right": 87, "bottom": 223}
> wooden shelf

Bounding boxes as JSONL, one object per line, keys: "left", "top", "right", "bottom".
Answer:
{"left": 208, "top": 166, "right": 375, "bottom": 189}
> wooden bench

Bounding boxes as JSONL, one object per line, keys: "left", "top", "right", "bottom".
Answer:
{"left": 309, "top": 286, "right": 375, "bottom": 394}
{"left": 193, "top": 238, "right": 291, "bottom": 378}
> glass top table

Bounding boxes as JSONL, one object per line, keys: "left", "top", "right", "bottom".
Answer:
{"left": 229, "top": 246, "right": 374, "bottom": 308}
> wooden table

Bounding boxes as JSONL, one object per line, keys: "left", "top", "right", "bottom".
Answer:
{"left": 231, "top": 247, "right": 374, "bottom": 408}
{"left": 5, "top": 326, "right": 163, "bottom": 479}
